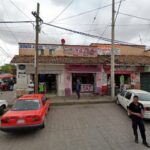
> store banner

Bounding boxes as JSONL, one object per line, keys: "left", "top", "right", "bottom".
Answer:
{"left": 66, "top": 65, "right": 101, "bottom": 72}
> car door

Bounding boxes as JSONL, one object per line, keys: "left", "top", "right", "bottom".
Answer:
{"left": 118, "top": 90, "right": 126, "bottom": 106}
{"left": 41, "top": 96, "right": 50, "bottom": 116}
{"left": 123, "top": 92, "right": 132, "bottom": 110}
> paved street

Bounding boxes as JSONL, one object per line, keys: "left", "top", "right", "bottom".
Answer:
{"left": 0, "top": 103, "right": 150, "bottom": 150}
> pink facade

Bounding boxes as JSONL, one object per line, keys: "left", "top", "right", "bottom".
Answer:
{"left": 65, "top": 65, "right": 102, "bottom": 96}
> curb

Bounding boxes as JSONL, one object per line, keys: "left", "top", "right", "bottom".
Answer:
{"left": 8, "top": 100, "right": 116, "bottom": 107}
{"left": 51, "top": 100, "right": 116, "bottom": 106}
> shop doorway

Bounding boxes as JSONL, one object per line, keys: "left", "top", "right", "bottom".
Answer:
{"left": 107, "top": 74, "right": 131, "bottom": 95}
{"left": 141, "top": 73, "right": 150, "bottom": 92}
{"left": 39, "top": 74, "right": 57, "bottom": 93}
{"left": 72, "top": 73, "right": 95, "bottom": 93}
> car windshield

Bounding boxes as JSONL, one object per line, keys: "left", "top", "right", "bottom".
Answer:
{"left": 12, "top": 99, "right": 40, "bottom": 111}
{"left": 136, "top": 93, "right": 150, "bottom": 101}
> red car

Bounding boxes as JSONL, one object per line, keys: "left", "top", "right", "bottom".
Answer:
{"left": 0, "top": 94, "right": 50, "bottom": 132}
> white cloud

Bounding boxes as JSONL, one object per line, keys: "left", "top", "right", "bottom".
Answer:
{"left": 0, "top": 0, "right": 150, "bottom": 65}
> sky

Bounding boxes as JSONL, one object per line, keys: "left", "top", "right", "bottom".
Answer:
{"left": 0, "top": 0, "right": 150, "bottom": 65}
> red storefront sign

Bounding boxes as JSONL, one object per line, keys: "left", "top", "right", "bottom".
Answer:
{"left": 103, "top": 65, "right": 141, "bottom": 74}
{"left": 64, "top": 47, "right": 97, "bottom": 57}
{"left": 66, "top": 65, "right": 101, "bottom": 72}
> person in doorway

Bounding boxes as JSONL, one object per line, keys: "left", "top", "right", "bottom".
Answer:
{"left": 76, "top": 79, "right": 81, "bottom": 99}
{"left": 128, "top": 95, "right": 150, "bottom": 147}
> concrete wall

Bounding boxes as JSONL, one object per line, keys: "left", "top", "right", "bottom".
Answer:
{"left": 15, "top": 63, "right": 66, "bottom": 96}
{"left": 19, "top": 44, "right": 146, "bottom": 56}
{"left": 144, "top": 51, "right": 150, "bottom": 57}
{"left": 118, "top": 45, "right": 144, "bottom": 56}
{"left": 16, "top": 64, "right": 28, "bottom": 89}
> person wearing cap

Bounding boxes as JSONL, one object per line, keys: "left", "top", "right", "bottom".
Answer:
{"left": 128, "top": 95, "right": 150, "bottom": 147}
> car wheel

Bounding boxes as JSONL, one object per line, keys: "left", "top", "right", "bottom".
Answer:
{"left": 40, "top": 117, "right": 46, "bottom": 129}
{"left": 116, "top": 98, "right": 120, "bottom": 105}
{"left": 0, "top": 105, "right": 6, "bottom": 115}
{"left": 48, "top": 106, "right": 50, "bottom": 111}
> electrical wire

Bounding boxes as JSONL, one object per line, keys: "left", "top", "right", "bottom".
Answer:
{"left": 0, "top": 46, "right": 12, "bottom": 58}
{"left": 0, "top": 21, "right": 34, "bottom": 24}
{"left": 49, "top": 0, "right": 74, "bottom": 23}
{"left": 9, "top": 0, "right": 33, "bottom": 21}
{"left": 54, "top": 0, "right": 125, "bottom": 22}
{"left": 115, "top": 0, "right": 123, "bottom": 23}
{"left": 96, "top": 0, "right": 124, "bottom": 43}
{"left": 43, "top": 22, "right": 139, "bottom": 45}
{"left": 117, "top": 11, "right": 150, "bottom": 22}
{"left": 83, "top": 1, "right": 102, "bottom": 44}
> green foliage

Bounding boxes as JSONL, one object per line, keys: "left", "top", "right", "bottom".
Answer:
{"left": 0, "top": 64, "right": 16, "bottom": 74}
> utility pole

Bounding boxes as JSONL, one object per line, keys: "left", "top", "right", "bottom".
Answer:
{"left": 32, "top": 3, "right": 43, "bottom": 93}
{"left": 111, "top": 0, "right": 115, "bottom": 100}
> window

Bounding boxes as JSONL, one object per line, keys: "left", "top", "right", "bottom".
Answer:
{"left": 12, "top": 100, "right": 40, "bottom": 111}
{"left": 125, "top": 92, "right": 132, "bottom": 100}
{"left": 120, "top": 90, "right": 126, "bottom": 97}
{"left": 38, "top": 49, "right": 44, "bottom": 55}
{"left": 49, "top": 49, "right": 53, "bottom": 55}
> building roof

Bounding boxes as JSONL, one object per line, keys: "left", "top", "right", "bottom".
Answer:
{"left": 11, "top": 55, "right": 150, "bottom": 65}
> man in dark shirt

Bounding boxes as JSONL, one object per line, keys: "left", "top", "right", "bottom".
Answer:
{"left": 128, "top": 95, "right": 150, "bottom": 147}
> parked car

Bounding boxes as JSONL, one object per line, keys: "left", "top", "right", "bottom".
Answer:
{"left": 117, "top": 89, "right": 150, "bottom": 119}
{"left": 0, "top": 100, "right": 8, "bottom": 115}
{"left": 0, "top": 80, "right": 9, "bottom": 91}
{"left": 0, "top": 94, "right": 51, "bottom": 132}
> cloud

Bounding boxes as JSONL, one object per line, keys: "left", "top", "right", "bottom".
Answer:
{"left": 51, "top": 0, "right": 72, "bottom": 6}
{"left": 0, "top": 0, "right": 150, "bottom": 65}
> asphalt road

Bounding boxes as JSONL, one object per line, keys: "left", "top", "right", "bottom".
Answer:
{"left": 0, "top": 103, "right": 150, "bottom": 150}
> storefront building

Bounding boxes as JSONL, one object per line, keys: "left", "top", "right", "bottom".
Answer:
{"left": 11, "top": 43, "right": 150, "bottom": 96}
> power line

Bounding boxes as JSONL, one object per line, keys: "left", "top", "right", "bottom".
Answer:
{"left": 83, "top": 1, "right": 102, "bottom": 44}
{"left": 0, "top": 21, "right": 34, "bottom": 24}
{"left": 96, "top": 0, "right": 124, "bottom": 43}
{"left": 43, "top": 22, "right": 139, "bottom": 45}
{"left": 96, "top": 0, "right": 124, "bottom": 44}
{"left": 115, "top": 0, "right": 123, "bottom": 22}
{"left": 9, "top": 0, "right": 33, "bottom": 21}
{"left": 0, "top": 46, "right": 12, "bottom": 58}
{"left": 1, "top": 0, "right": 22, "bottom": 42}
{"left": 0, "top": 29, "right": 34, "bottom": 34}
{"left": 49, "top": 0, "right": 74, "bottom": 23}
{"left": 54, "top": 0, "right": 125, "bottom": 22}
{"left": 117, "top": 11, "right": 150, "bottom": 22}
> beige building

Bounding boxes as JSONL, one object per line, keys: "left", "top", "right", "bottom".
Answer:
{"left": 11, "top": 43, "right": 150, "bottom": 96}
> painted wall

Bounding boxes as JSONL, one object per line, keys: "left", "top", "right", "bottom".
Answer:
{"left": 91, "top": 44, "right": 145, "bottom": 56}
{"left": 16, "top": 64, "right": 28, "bottom": 89}
{"left": 65, "top": 72, "right": 72, "bottom": 96}
{"left": 57, "top": 73, "right": 65, "bottom": 96}
{"left": 19, "top": 43, "right": 146, "bottom": 57}
{"left": 16, "top": 64, "right": 65, "bottom": 96}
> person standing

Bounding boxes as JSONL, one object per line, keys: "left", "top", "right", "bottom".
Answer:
{"left": 9, "top": 79, "right": 14, "bottom": 91}
{"left": 128, "top": 95, "right": 150, "bottom": 147}
{"left": 76, "top": 79, "right": 81, "bottom": 99}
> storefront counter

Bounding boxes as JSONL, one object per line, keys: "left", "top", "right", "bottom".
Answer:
{"left": 81, "top": 84, "right": 93, "bottom": 93}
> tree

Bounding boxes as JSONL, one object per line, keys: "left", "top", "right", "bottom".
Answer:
{"left": 0, "top": 64, "right": 16, "bottom": 75}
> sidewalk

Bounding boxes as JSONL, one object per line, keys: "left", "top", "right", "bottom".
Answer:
{"left": 49, "top": 95, "right": 115, "bottom": 105}
{"left": 0, "top": 91, "right": 116, "bottom": 106}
